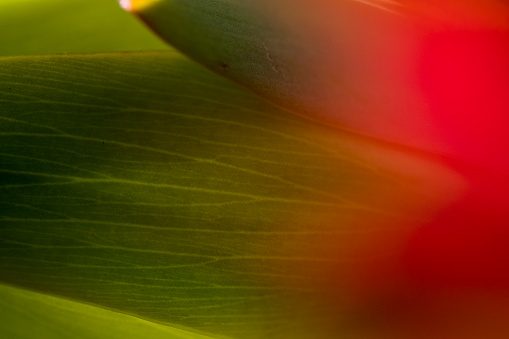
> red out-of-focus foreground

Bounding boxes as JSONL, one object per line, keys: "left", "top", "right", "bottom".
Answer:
{"left": 283, "top": 1, "right": 509, "bottom": 335}
{"left": 402, "top": 0, "right": 509, "bottom": 294}
{"left": 364, "top": 2, "right": 509, "bottom": 335}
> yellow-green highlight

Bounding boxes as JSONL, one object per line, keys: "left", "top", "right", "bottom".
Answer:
{"left": 0, "top": 283, "right": 217, "bottom": 339}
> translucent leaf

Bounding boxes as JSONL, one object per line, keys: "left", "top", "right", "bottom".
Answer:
{"left": 0, "top": 51, "right": 460, "bottom": 338}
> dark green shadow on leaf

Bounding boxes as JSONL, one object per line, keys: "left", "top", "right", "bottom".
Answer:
{"left": 0, "top": 51, "right": 458, "bottom": 338}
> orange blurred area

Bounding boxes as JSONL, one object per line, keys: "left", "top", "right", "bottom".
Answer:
{"left": 267, "top": 162, "right": 509, "bottom": 336}
{"left": 405, "top": 0, "right": 509, "bottom": 29}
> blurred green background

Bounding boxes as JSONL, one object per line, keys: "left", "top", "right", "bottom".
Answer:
{"left": 0, "top": 0, "right": 169, "bottom": 56}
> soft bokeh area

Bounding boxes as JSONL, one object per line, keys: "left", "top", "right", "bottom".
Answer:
{"left": 0, "top": 0, "right": 168, "bottom": 56}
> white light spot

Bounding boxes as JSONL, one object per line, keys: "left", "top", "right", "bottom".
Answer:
{"left": 118, "top": 0, "right": 132, "bottom": 11}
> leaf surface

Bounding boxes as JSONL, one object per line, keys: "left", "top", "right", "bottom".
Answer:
{"left": 0, "top": 51, "right": 460, "bottom": 338}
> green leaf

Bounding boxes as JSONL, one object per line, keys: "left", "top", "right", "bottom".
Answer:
{"left": 0, "top": 51, "right": 460, "bottom": 338}
{"left": 0, "top": 283, "right": 214, "bottom": 339}
{"left": 0, "top": 0, "right": 168, "bottom": 57}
